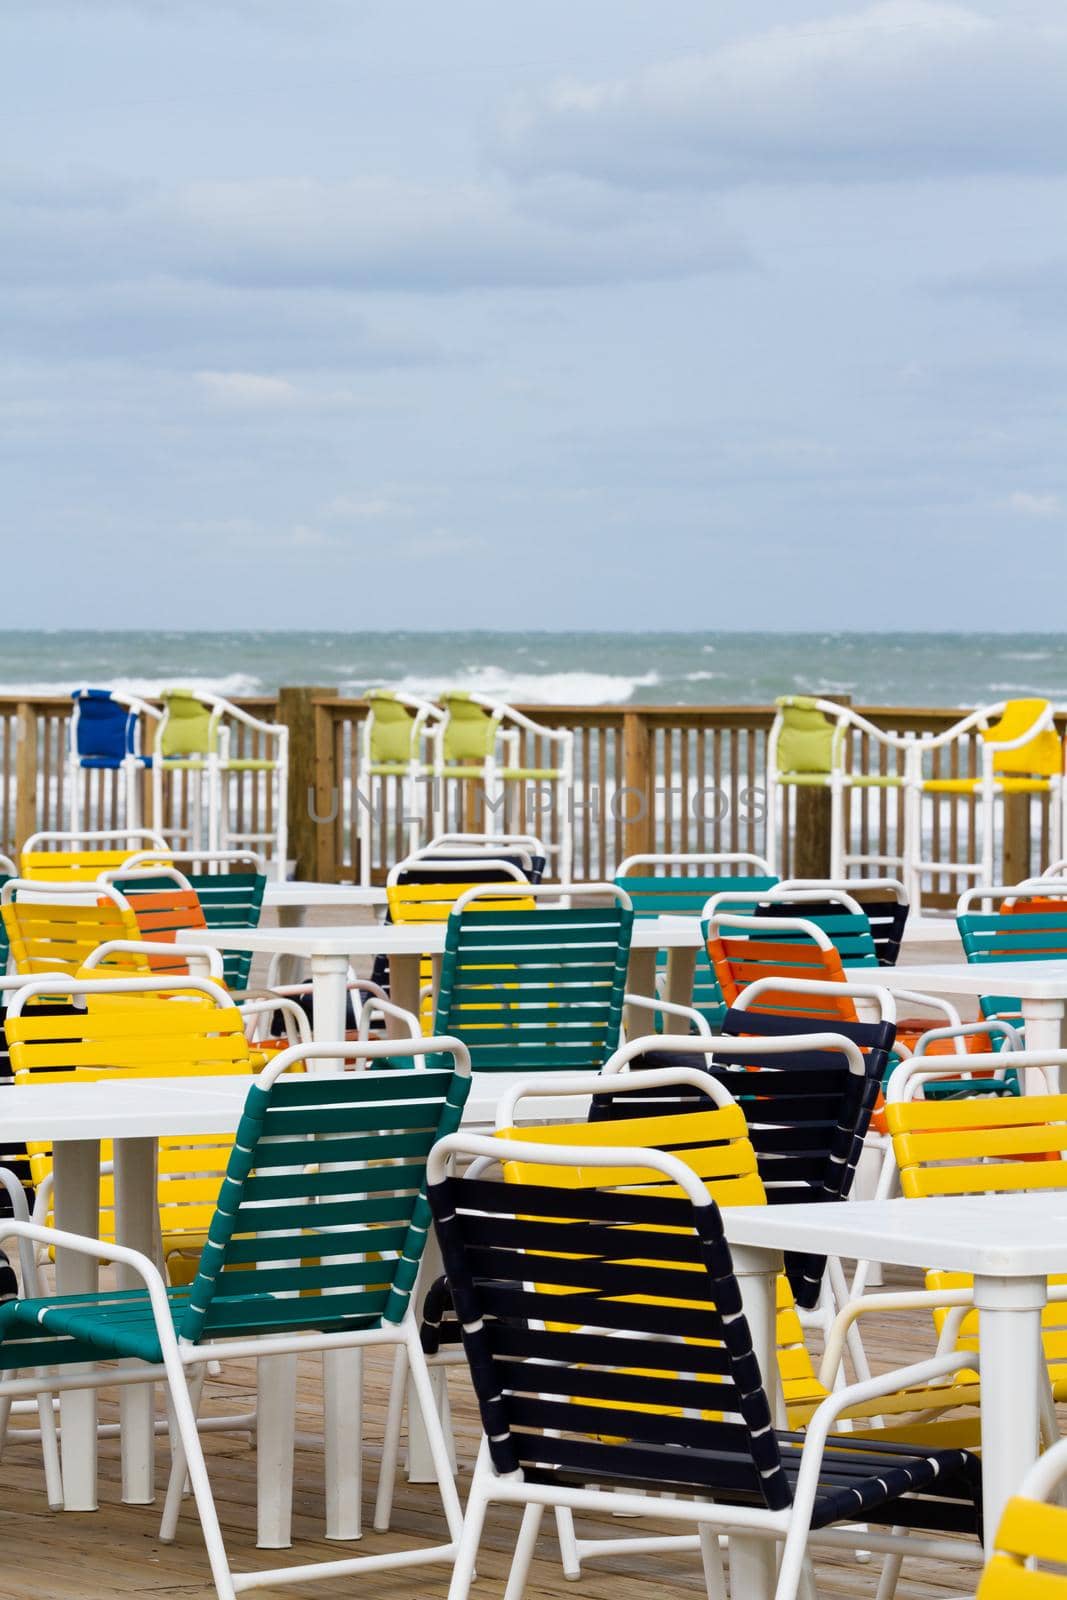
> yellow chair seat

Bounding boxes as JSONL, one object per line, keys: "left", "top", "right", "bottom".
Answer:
{"left": 922, "top": 776, "right": 1054, "bottom": 795}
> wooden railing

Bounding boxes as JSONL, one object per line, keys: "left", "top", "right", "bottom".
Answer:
{"left": 2, "top": 694, "right": 1061, "bottom": 905}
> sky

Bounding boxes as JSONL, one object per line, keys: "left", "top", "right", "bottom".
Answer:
{"left": 3, "top": 0, "right": 1066, "bottom": 630}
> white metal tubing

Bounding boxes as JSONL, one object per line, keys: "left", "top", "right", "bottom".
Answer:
{"left": 705, "top": 885, "right": 867, "bottom": 917}
{"left": 22, "top": 827, "right": 169, "bottom": 853}
{"left": 704, "top": 909, "right": 836, "bottom": 950}
{"left": 885, "top": 1047, "right": 1067, "bottom": 1102}
{"left": 621, "top": 992, "right": 712, "bottom": 1037}
{"left": 601, "top": 1027, "right": 868, "bottom": 1078}
{"left": 449, "top": 880, "right": 631, "bottom": 915}
{"left": 495, "top": 1062, "right": 740, "bottom": 1129}
{"left": 732, "top": 975, "right": 896, "bottom": 1023}
{"left": 386, "top": 855, "right": 528, "bottom": 887}
{"left": 617, "top": 850, "right": 774, "bottom": 876}
{"left": 779, "top": 876, "right": 908, "bottom": 904}
{"left": 5, "top": 971, "right": 234, "bottom": 1018}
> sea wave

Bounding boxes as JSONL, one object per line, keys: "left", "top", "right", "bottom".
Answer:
{"left": 347, "top": 666, "right": 662, "bottom": 706}
{"left": 0, "top": 673, "right": 264, "bottom": 700}
{"left": 683, "top": 670, "right": 723, "bottom": 683}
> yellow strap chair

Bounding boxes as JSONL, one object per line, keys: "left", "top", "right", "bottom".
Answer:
{"left": 1, "top": 879, "right": 149, "bottom": 980}
{"left": 384, "top": 857, "right": 533, "bottom": 1032}
{"left": 886, "top": 1076, "right": 1067, "bottom": 1399}
{"left": 6, "top": 976, "right": 254, "bottom": 1285}
{"left": 19, "top": 828, "right": 170, "bottom": 883}
{"left": 978, "top": 1434, "right": 1067, "bottom": 1597}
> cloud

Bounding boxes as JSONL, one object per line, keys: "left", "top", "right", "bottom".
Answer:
{"left": 495, "top": 1, "right": 1067, "bottom": 190}
{"left": 195, "top": 369, "right": 356, "bottom": 411}
{"left": 0, "top": 170, "right": 745, "bottom": 295}
{"left": 1004, "top": 491, "right": 1062, "bottom": 518}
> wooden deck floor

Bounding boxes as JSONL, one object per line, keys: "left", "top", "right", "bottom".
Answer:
{"left": 0, "top": 1276, "right": 993, "bottom": 1600}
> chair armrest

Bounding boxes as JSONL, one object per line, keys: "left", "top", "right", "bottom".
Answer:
{"left": 819, "top": 1289, "right": 975, "bottom": 1388}
{"left": 623, "top": 993, "right": 712, "bottom": 1038}
{"left": 891, "top": 990, "right": 962, "bottom": 1028}
{"left": 80, "top": 939, "right": 226, "bottom": 982}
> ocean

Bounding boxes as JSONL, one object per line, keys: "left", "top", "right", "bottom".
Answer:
{"left": 0, "top": 630, "right": 1064, "bottom": 708}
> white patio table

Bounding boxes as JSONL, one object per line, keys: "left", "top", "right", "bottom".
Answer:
{"left": 0, "top": 1076, "right": 253, "bottom": 1514}
{"left": 182, "top": 914, "right": 706, "bottom": 1050}
{"left": 723, "top": 1190, "right": 1067, "bottom": 1582}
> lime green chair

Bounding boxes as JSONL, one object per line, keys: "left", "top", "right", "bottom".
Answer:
{"left": 152, "top": 690, "right": 289, "bottom": 881}
{"left": 432, "top": 691, "right": 574, "bottom": 880}
{"left": 766, "top": 696, "right": 911, "bottom": 881}
{"left": 358, "top": 689, "right": 442, "bottom": 884}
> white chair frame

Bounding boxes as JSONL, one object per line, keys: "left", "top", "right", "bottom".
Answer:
{"left": 358, "top": 691, "right": 443, "bottom": 884}
{"left": 151, "top": 694, "right": 289, "bottom": 883}
{"left": 765, "top": 699, "right": 913, "bottom": 881}
{"left": 67, "top": 689, "right": 161, "bottom": 838}
{"left": 431, "top": 695, "right": 575, "bottom": 882}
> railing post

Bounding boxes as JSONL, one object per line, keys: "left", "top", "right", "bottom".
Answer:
{"left": 277, "top": 686, "right": 336, "bottom": 880}
{"left": 791, "top": 694, "right": 852, "bottom": 879}
{"left": 313, "top": 698, "right": 339, "bottom": 882}
{"left": 622, "top": 710, "right": 653, "bottom": 861}
{"left": 15, "top": 702, "right": 39, "bottom": 852}
{"left": 1002, "top": 793, "right": 1032, "bottom": 883}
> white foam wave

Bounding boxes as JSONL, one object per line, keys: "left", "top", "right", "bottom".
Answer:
{"left": 348, "top": 666, "right": 661, "bottom": 705}
{"left": 683, "top": 670, "right": 723, "bottom": 683}
{"left": 1000, "top": 652, "right": 1053, "bottom": 662}
{"left": 0, "top": 673, "right": 264, "bottom": 700}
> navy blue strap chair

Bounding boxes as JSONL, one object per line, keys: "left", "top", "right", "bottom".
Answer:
{"left": 427, "top": 1131, "right": 982, "bottom": 1600}
{"left": 608, "top": 1000, "right": 891, "bottom": 1314}
{"left": 775, "top": 878, "right": 910, "bottom": 966}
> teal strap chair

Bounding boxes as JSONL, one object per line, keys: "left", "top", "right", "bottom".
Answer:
{"left": 767, "top": 696, "right": 911, "bottom": 881}
{"left": 152, "top": 690, "right": 289, "bottom": 881}
{"left": 432, "top": 692, "right": 575, "bottom": 881}
{"left": 358, "top": 689, "right": 442, "bottom": 884}
{"left": 615, "top": 852, "right": 778, "bottom": 1030}
{"left": 117, "top": 849, "right": 267, "bottom": 990}
{"left": 957, "top": 883, "right": 1067, "bottom": 1034}
{"left": 0, "top": 1036, "right": 470, "bottom": 1599}
{"left": 432, "top": 883, "right": 633, "bottom": 1094}
{"left": 0, "top": 853, "right": 15, "bottom": 973}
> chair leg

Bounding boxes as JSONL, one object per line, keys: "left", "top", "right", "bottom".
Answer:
{"left": 698, "top": 1524, "right": 727, "bottom": 1600}
{"left": 155, "top": 1340, "right": 238, "bottom": 1600}
{"left": 447, "top": 1442, "right": 492, "bottom": 1600}
{"left": 874, "top": 1546, "right": 904, "bottom": 1600}
{"left": 36, "top": 1379, "right": 63, "bottom": 1510}
{"left": 373, "top": 1342, "right": 408, "bottom": 1532}
{"left": 503, "top": 1503, "right": 544, "bottom": 1600}
{"left": 554, "top": 1505, "right": 582, "bottom": 1580}
{"left": 255, "top": 1352, "right": 296, "bottom": 1549}
{"left": 160, "top": 1367, "right": 206, "bottom": 1542}
{"left": 403, "top": 1324, "right": 464, "bottom": 1543}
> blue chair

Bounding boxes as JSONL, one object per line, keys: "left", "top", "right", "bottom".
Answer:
{"left": 68, "top": 688, "right": 159, "bottom": 833}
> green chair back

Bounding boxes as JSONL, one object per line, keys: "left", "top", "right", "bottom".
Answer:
{"left": 433, "top": 898, "right": 633, "bottom": 1074}
{"left": 616, "top": 871, "right": 779, "bottom": 1030}
{"left": 180, "top": 1062, "right": 470, "bottom": 1343}
{"left": 440, "top": 693, "right": 497, "bottom": 765}
{"left": 367, "top": 691, "right": 424, "bottom": 768}
{"left": 774, "top": 696, "right": 836, "bottom": 777}
{"left": 958, "top": 906, "right": 1067, "bottom": 1024}
{"left": 160, "top": 691, "right": 217, "bottom": 759}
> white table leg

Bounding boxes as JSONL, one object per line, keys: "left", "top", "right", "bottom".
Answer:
{"left": 975, "top": 1272, "right": 1047, "bottom": 1556}
{"left": 310, "top": 952, "right": 350, "bottom": 1068}
{"left": 113, "top": 1137, "right": 160, "bottom": 1504}
{"left": 1020, "top": 999, "right": 1065, "bottom": 1092}
{"left": 664, "top": 946, "right": 697, "bottom": 1010}
{"left": 323, "top": 1347, "right": 362, "bottom": 1540}
{"left": 256, "top": 1352, "right": 297, "bottom": 1548}
{"left": 53, "top": 1139, "right": 101, "bottom": 1511}
{"left": 728, "top": 1241, "right": 784, "bottom": 1600}
{"left": 274, "top": 905, "right": 309, "bottom": 983}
